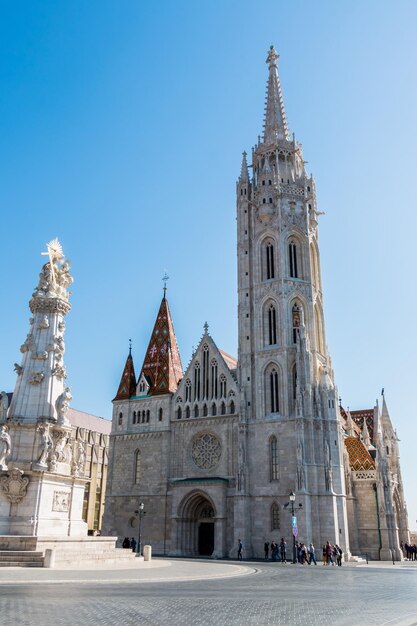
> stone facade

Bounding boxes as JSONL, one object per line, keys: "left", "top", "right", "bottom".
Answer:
{"left": 103, "top": 48, "right": 409, "bottom": 559}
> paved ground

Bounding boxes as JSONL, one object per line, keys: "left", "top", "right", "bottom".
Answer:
{"left": 0, "top": 559, "right": 416, "bottom": 625}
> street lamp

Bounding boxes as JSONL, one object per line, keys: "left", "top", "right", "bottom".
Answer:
{"left": 135, "top": 501, "right": 145, "bottom": 556}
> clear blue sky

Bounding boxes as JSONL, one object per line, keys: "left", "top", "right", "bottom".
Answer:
{"left": 0, "top": 0, "right": 416, "bottom": 531}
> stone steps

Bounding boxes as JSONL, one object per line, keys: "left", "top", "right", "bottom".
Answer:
{"left": 0, "top": 551, "right": 45, "bottom": 567}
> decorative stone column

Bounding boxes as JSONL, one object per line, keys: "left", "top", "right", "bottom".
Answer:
{"left": 0, "top": 240, "right": 88, "bottom": 537}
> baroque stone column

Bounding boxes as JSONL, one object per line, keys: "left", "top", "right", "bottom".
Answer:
{"left": 0, "top": 240, "right": 87, "bottom": 537}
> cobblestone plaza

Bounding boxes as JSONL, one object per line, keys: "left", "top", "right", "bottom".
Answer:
{"left": 1, "top": 560, "right": 416, "bottom": 625}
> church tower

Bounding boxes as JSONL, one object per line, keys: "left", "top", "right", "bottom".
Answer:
{"left": 237, "top": 47, "right": 349, "bottom": 554}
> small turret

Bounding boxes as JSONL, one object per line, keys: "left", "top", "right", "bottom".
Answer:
{"left": 113, "top": 341, "right": 137, "bottom": 401}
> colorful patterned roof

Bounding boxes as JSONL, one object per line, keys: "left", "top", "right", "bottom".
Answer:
{"left": 114, "top": 352, "right": 137, "bottom": 401}
{"left": 139, "top": 297, "right": 183, "bottom": 395}
{"left": 351, "top": 409, "right": 374, "bottom": 444}
{"left": 345, "top": 436, "right": 375, "bottom": 471}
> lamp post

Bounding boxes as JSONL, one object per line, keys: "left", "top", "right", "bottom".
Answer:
{"left": 289, "top": 491, "right": 297, "bottom": 564}
{"left": 135, "top": 501, "right": 145, "bottom": 556}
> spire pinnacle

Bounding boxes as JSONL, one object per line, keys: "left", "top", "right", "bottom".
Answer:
{"left": 362, "top": 415, "right": 371, "bottom": 447}
{"left": 162, "top": 272, "right": 169, "bottom": 299}
{"left": 239, "top": 151, "right": 249, "bottom": 182}
{"left": 263, "top": 46, "right": 289, "bottom": 144}
{"left": 129, "top": 338, "right": 132, "bottom": 356}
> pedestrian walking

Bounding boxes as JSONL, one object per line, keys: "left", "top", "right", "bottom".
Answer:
{"left": 308, "top": 543, "right": 317, "bottom": 565}
{"left": 122, "top": 537, "right": 130, "bottom": 549}
{"left": 237, "top": 538, "right": 243, "bottom": 560}
{"left": 336, "top": 545, "right": 343, "bottom": 566}
{"left": 279, "top": 538, "right": 287, "bottom": 563}
{"left": 264, "top": 541, "right": 270, "bottom": 560}
{"left": 130, "top": 537, "right": 137, "bottom": 552}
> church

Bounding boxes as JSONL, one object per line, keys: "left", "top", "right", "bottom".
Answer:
{"left": 102, "top": 48, "right": 409, "bottom": 560}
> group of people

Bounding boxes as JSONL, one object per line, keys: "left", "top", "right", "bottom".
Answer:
{"left": 262, "top": 539, "right": 343, "bottom": 565}
{"left": 401, "top": 541, "right": 417, "bottom": 561}
{"left": 122, "top": 537, "right": 137, "bottom": 552}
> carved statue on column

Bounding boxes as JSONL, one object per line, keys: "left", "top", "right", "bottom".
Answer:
{"left": 36, "top": 423, "right": 53, "bottom": 468}
{"left": 0, "top": 426, "right": 12, "bottom": 470}
{"left": 55, "top": 387, "right": 72, "bottom": 425}
{"left": 0, "top": 392, "right": 9, "bottom": 422}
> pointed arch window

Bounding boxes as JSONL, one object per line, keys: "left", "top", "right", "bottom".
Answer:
{"left": 211, "top": 403, "right": 217, "bottom": 416}
{"left": 118, "top": 412, "right": 123, "bottom": 426}
{"left": 203, "top": 404, "right": 208, "bottom": 417}
{"left": 185, "top": 405, "right": 190, "bottom": 419}
{"left": 289, "top": 240, "right": 299, "bottom": 278}
{"left": 271, "top": 502, "right": 280, "bottom": 530}
{"left": 219, "top": 374, "right": 227, "bottom": 398}
{"left": 265, "top": 241, "right": 275, "bottom": 280}
{"left": 229, "top": 400, "right": 235, "bottom": 414}
{"left": 177, "top": 406, "right": 182, "bottom": 419}
{"left": 265, "top": 366, "right": 280, "bottom": 414}
{"left": 158, "top": 408, "right": 163, "bottom": 421}
{"left": 220, "top": 401, "right": 226, "bottom": 415}
{"left": 146, "top": 410, "right": 150, "bottom": 423}
{"left": 268, "top": 304, "right": 277, "bottom": 345}
{"left": 135, "top": 450, "right": 141, "bottom": 484}
{"left": 133, "top": 411, "right": 137, "bottom": 425}
{"left": 194, "top": 404, "right": 199, "bottom": 418}
{"left": 202, "top": 345, "right": 210, "bottom": 400}
{"left": 185, "top": 379, "right": 192, "bottom": 403}
{"left": 292, "top": 304, "right": 301, "bottom": 344}
{"left": 270, "top": 436, "right": 279, "bottom": 481}
{"left": 194, "top": 363, "right": 200, "bottom": 401}
{"left": 211, "top": 359, "right": 218, "bottom": 399}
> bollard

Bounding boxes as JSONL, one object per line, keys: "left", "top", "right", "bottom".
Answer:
{"left": 143, "top": 545, "right": 152, "bottom": 562}
{"left": 44, "top": 548, "right": 55, "bottom": 569}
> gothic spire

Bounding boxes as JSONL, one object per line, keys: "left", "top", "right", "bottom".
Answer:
{"left": 114, "top": 345, "right": 137, "bottom": 401}
{"left": 139, "top": 296, "right": 183, "bottom": 395}
{"left": 362, "top": 415, "right": 371, "bottom": 448}
{"left": 263, "top": 46, "right": 289, "bottom": 144}
{"left": 239, "top": 151, "right": 249, "bottom": 182}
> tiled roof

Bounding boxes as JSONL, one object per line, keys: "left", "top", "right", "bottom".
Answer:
{"left": 351, "top": 409, "right": 374, "bottom": 443}
{"left": 345, "top": 436, "right": 375, "bottom": 471}
{"left": 113, "top": 352, "right": 137, "bottom": 401}
{"left": 139, "top": 297, "right": 183, "bottom": 395}
{"left": 219, "top": 350, "right": 237, "bottom": 371}
{"left": 67, "top": 408, "right": 111, "bottom": 434}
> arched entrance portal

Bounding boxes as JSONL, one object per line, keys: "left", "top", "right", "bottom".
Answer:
{"left": 178, "top": 492, "right": 215, "bottom": 556}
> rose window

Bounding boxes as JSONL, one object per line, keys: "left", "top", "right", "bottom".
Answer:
{"left": 191, "top": 433, "right": 221, "bottom": 470}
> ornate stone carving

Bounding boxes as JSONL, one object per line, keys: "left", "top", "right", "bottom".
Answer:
{"left": 324, "top": 440, "right": 333, "bottom": 491}
{"left": 0, "top": 393, "right": 9, "bottom": 422}
{"left": 55, "top": 387, "right": 72, "bottom": 425}
{"left": 31, "top": 351, "right": 49, "bottom": 361}
{"left": 58, "top": 320, "right": 65, "bottom": 332}
{"left": 51, "top": 364, "right": 67, "bottom": 380}
{"left": 28, "top": 372, "right": 45, "bottom": 385}
{"left": 191, "top": 433, "right": 221, "bottom": 470}
{"left": 36, "top": 423, "right": 53, "bottom": 468}
{"left": 51, "top": 430, "right": 71, "bottom": 464}
{"left": 38, "top": 315, "right": 50, "bottom": 329}
{"left": 72, "top": 441, "right": 86, "bottom": 477}
{"left": 52, "top": 490, "right": 70, "bottom": 512}
{"left": 13, "top": 363, "right": 23, "bottom": 376}
{"left": 0, "top": 426, "right": 11, "bottom": 470}
{"left": 0, "top": 467, "right": 29, "bottom": 503}
{"left": 20, "top": 333, "right": 34, "bottom": 353}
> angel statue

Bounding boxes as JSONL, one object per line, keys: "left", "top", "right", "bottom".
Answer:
{"left": 0, "top": 426, "right": 11, "bottom": 470}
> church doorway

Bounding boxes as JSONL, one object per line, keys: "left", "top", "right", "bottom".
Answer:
{"left": 178, "top": 491, "right": 216, "bottom": 556}
{"left": 198, "top": 522, "right": 214, "bottom": 556}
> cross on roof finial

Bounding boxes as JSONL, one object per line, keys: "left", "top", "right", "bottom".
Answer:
{"left": 129, "top": 338, "right": 132, "bottom": 356}
{"left": 162, "top": 271, "right": 169, "bottom": 298}
{"left": 203, "top": 321, "right": 209, "bottom": 334}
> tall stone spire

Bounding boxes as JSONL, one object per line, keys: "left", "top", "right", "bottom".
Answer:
{"left": 8, "top": 239, "right": 73, "bottom": 425}
{"left": 263, "top": 46, "right": 289, "bottom": 144}
{"left": 239, "top": 151, "right": 249, "bottom": 182}
{"left": 139, "top": 296, "right": 183, "bottom": 395}
{"left": 362, "top": 415, "right": 371, "bottom": 448}
{"left": 114, "top": 342, "right": 137, "bottom": 401}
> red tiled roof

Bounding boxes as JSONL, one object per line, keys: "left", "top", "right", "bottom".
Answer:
{"left": 114, "top": 352, "right": 137, "bottom": 401}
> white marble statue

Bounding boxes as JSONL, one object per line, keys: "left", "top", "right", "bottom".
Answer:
{"left": 55, "top": 387, "right": 72, "bottom": 425}
{"left": 0, "top": 426, "right": 11, "bottom": 470}
{"left": 0, "top": 392, "right": 9, "bottom": 421}
{"left": 36, "top": 423, "right": 53, "bottom": 467}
